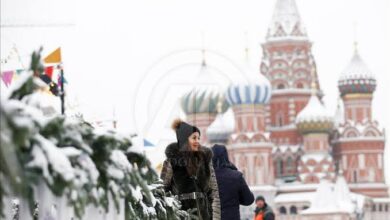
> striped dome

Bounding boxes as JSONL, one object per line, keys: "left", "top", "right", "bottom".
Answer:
{"left": 338, "top": 52, "right": 376, "bottom": 96}
{"left": 180, "top": 89, "right": 229, "bottom": 114}
{"left": 180, "top": 62, "right": 230, "bottom": 115}
{"left": 226, "top": 70, "right": 271, "bottom": 105}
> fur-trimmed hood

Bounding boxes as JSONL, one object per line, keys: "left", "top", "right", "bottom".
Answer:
{"left": 165, "top": 142, "right": 213, "bottom": 166}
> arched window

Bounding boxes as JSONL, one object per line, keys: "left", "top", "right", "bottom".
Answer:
{"left": 279, "top": 206, "right": 287, "bottom": 215}
{"left": 353, "top": 170, "right": 358, "bottom": 183}
{"left": 304, "top": 175, "right": 319, "bottom": 183}
{"left": 240, "top": 156, "right": 247, "bottom": 180}
{"left": 297, "top": 82, "right": 304, "bottom": 88}
{"left": 277, "top": 84, "right": 285, "bottom": 89}
{"left": 290, "top": 206, "right": 297, "bottom": 215}
{"left": 346, "top": 131, "right": 358, "bottom": 138}
{"left": 276, "top": 111, "right": 284, "bottom": 127}
{"left": 286, "top": 157, "right": 294, "bottom": 173}
{"left": 255, "top": 156, "right": 264, "bottom": 185}
{"left": 276, "top": 157, "right": 283, "bottom": 176}
{"left": 365, "top": 131, "right": 376, "bottom": 137}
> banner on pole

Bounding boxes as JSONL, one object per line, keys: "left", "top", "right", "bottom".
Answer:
{"left": 1, "top": 71, "right": 14, "bottom": 87}
{"left": 44, "top": 48, "right": 62, "bottom": 64}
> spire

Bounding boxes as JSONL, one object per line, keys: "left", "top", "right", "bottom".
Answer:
{"left": 244, "top": 31, "right": 250, "bottom": 62}
{"left": 353, "top": 22, "right": 358, "bottom": 55}
{"left": 353, "top": 41, "right": 358, "bottom": 55}
{"left": 201, "top": 31, "right": 206, "bottom": 67}
{"left": 267, "top": 0, "right": 307, "bottom": 40}
{"left": 339, "top": 45, "right": 374, "bottom": 82}
{"left": 334, "top": 97, "right": 344, "bottom": 126}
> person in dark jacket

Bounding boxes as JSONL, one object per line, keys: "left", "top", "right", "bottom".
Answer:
{"left": 160, "top": 119, "right": 221, "bottom": 220}
{"left": 253, "top": 196, "right": 274, "bottom": 220}
{"left": 211, "top": 144, "right": 254, "bottom": 220}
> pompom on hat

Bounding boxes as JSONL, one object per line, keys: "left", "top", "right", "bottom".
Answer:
{"left": 171, "top": 118, "right": 201, "bottom": 148}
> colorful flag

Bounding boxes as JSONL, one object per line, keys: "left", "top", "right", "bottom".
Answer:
{"left": 12, "top": 72, "right": 19, "bottom": 82}
{"left": 15, "top": 69, "right": 24, "bottom": 75}
{"left": 57, "top": 74, "right": 68, "bottom": 84}
{"left": 44, "top": 66, "right": 54, "bottom": 79}
{"left": 1, "top": 71, "right": 14, "bottom": 87}
{"left": 39, "top": 74, "right": 52, "bottom": 84}
{"left": 44, "top": 47, "right": 61, "bottom": 64}
{"left": 143, "top": 139, "right": 155, "bottom": 147}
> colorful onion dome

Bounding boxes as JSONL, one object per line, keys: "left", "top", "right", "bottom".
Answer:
{"left": 180, "top": 63, "right": 230, "bottom": 114}
{"left": 181, "top": 89, "right": 229, "bottom": 114}
{"left": 338, "top": 51, "right": 376, "bottom": 96}
{"left": 296, "top": 95, "right": 333, "bottom": 134}
{"left": 206, "top": 108, "right": 235, "bottom": 143}
{"left": 226, "top": 62, "right": 272, "bottom": 106}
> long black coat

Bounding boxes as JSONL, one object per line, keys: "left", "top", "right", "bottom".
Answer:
{"left": 212, "top": 144, "right": 254, "bottom": 220}
{"left": 160, "top": 142, "right": 221, "bottom": 220}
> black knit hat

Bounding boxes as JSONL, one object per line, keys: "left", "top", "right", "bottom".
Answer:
{"left": 171, "top": 119, "right": 201, "bottom": 149}
{"left": 255, "top": 195, "right": 265, "bottom": 202}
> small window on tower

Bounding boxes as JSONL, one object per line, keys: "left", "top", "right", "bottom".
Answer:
{"left": 290, "top": 206, "right": 297, "bottom": 215}
{"left": 353, "top": 170, "right": 358, "bottom": 183}
{"left": 276, "top": 158, "right": 283, "bottom": 176}
{"left": 279, "top": 207, "right": 287, "bottom": 215}
{"left": 277, "top": 84, "right": 285, "bottom": 89}
{"left": 286, "top": 157, "right": 294, "bottom": 173}
{"left": 276, "top": 112, "right": 284, "bottom": 126}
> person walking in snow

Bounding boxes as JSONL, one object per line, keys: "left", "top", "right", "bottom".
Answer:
{"left": 160, "top": 119, "right": 221, "bottom": 220}
{"left": 211, "top": 144, "right": 254, "bottom": 220}
{"left": 253, "top": 196, "right": 274, "bottom": 220}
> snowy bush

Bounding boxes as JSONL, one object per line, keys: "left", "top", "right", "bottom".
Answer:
{"left": 0, "top": 72, "right": 187, "bottom": 219}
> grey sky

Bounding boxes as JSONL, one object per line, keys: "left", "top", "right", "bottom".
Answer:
{"left": 1, "top": 0, "right": 389, "bottom": 182}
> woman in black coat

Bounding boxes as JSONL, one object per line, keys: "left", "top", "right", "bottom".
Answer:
{"left": 160, "top": 119, "right": 221, "bottom": 220}
{"left": 211, "top": 144, "right": 254, "bottom": 220}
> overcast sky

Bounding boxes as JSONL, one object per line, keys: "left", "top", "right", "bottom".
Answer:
{"left": 1, "top": 0, "right": 389, "bottom": 182}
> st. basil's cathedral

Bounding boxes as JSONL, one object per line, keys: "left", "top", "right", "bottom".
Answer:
{"left": 173, "top": 0, "right": 389, "bottom": 219}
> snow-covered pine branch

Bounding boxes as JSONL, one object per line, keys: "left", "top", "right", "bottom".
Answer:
{"left": 0, "top": 72, "right": 187, "bottom": 219}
